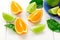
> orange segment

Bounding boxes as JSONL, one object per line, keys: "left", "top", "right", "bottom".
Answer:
{"left": 15, "top": 17, "right": 27, "bottom": 34}
{"left": 57, "top": 8, "right": 60, "bottom": 16}
{"left": 28, "top": 9, "right": 43, "bottom": 23}
{"left": 11, "top": 1, "right": 22, "bottom": 15}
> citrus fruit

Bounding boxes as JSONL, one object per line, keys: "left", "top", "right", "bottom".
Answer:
{"left": 15, "top": 17, "right": 27, "bottom": 34}
{"left": 31, "top": 24, "right": 45, "bottom": 34}
{"left": 48, "top": 6, "right": 59, "bottom": 15}
{"left": 28, "top": 9, "right": 43, "bottom": 23}
{"left": 11, "top": 1, "right": 22, "bottom": 15}
{"left": 30, "top": 0, "right": 43, "bottom": 8}
{"left": 46, "top": 0, "right": 59, "bottom": 7}
{"left": 26, "top": 2, "right": 37, "bottom": 14}
{"left": 2, "top": 13, "right": 15, "bottom": 23}
{"left": 57, "top": 8, "right": 60, "bottom": 16}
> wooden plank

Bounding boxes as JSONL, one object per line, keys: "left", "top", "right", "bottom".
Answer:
{"left": 0, "top": 0, "right": 8, "bottom": 40}
{"left": 54, "top": 32, "right": 60, "bottom": 40}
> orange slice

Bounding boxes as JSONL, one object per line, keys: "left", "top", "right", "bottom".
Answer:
{"left": 57, "top": 8, "right": 60, "bottom": 16}
{"left": 15, "top": 17, "right": 27, "bottom": 34}
{"left": 28, "top": 9, "right": 43, "bottom": 23}
{"left": 11, "top": 1, "right": 22, "bottom": 15}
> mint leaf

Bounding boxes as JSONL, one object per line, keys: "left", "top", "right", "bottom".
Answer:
{"left": 5, "top": 24, "right": 16, "bottom": 32}
{"left": 47, "top": 19, "right": 60, "bottom": 32}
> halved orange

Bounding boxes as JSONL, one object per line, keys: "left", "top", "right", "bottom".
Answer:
{"left": 28, "top": 9, "right": 43, "bottom": 23}
{"left": 11, "top": 1, "right": 22, "bottom": 15}
{"left": 15, "top": 17, "right": 27, "bottom": 34}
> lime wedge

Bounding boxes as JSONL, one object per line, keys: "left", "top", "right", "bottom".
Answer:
{"left": 26, "top": 2, "right": 37, "bottom": 14}
{"left": 2, "top": 13, "right": 15, "bottom": 23}
{"left": 48, "top": 6, "right": 59, "bottom": 15}
{"left": 31, "top": 24, "right": 45, "bottom": 34}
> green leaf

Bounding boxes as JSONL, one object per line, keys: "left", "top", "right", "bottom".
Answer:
{"left": 47, "top": 19, "right": 60, "bottom": 32}
{"left": 30, "top": 0, "right": 43, "bottom": 8}
{"left": 5, "top": 23, "right": 16, "bottom": 32}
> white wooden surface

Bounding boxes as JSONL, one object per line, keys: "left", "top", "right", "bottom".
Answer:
{"left": 0, "top": 0, "right": 60, "bottom": 40}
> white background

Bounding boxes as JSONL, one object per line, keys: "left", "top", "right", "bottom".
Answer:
{"left": 0, "top": 0, "right": 60, "bottom": 40}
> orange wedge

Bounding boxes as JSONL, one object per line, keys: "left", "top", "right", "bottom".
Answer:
{"left": 11, "top": 1, "right": 22, "bottom": 15}
{"left": 15, "top": 17, "right": 27, "bottom": 34}
{"left": 57, "top": 8, "right": 60, "bottom": 16}
{"left": 28, "top": 9, "right": 43, "bottom": 23}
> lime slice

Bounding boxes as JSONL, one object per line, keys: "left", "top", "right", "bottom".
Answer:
{"left": 48, "top": 6, "right": 59, "bottom": 15}
{"left": 31, "top": 24, "right": 45, "bottom": 34}
{"left": 2, "top": 13, "right": 15, "bottom": 23}
{"left": 26, "top": 2, "right": 37, "bottom": 14}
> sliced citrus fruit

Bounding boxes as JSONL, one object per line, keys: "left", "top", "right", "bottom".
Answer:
{"left": 28, "top": 9, "right": 43, "bottom": 23}
{"left": 2, "top": 12, "right": 15, "bottom": 23}
{"left": 11, "top": 1, "right": 22, "bottom": 15}
{"left": 31, "top": 24, "right": 45, "bottom": 34}
{"left": 57, "top": 8, "right": 60, "bottom": 16}
{"left": 48, "top": 6, "right": 59, "bottom": 15}
{"left": 26, "top": 2, "right": 37, "bottom": 14}
{"left": 15, "top": 17, "right": 27, "bottom": 34}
